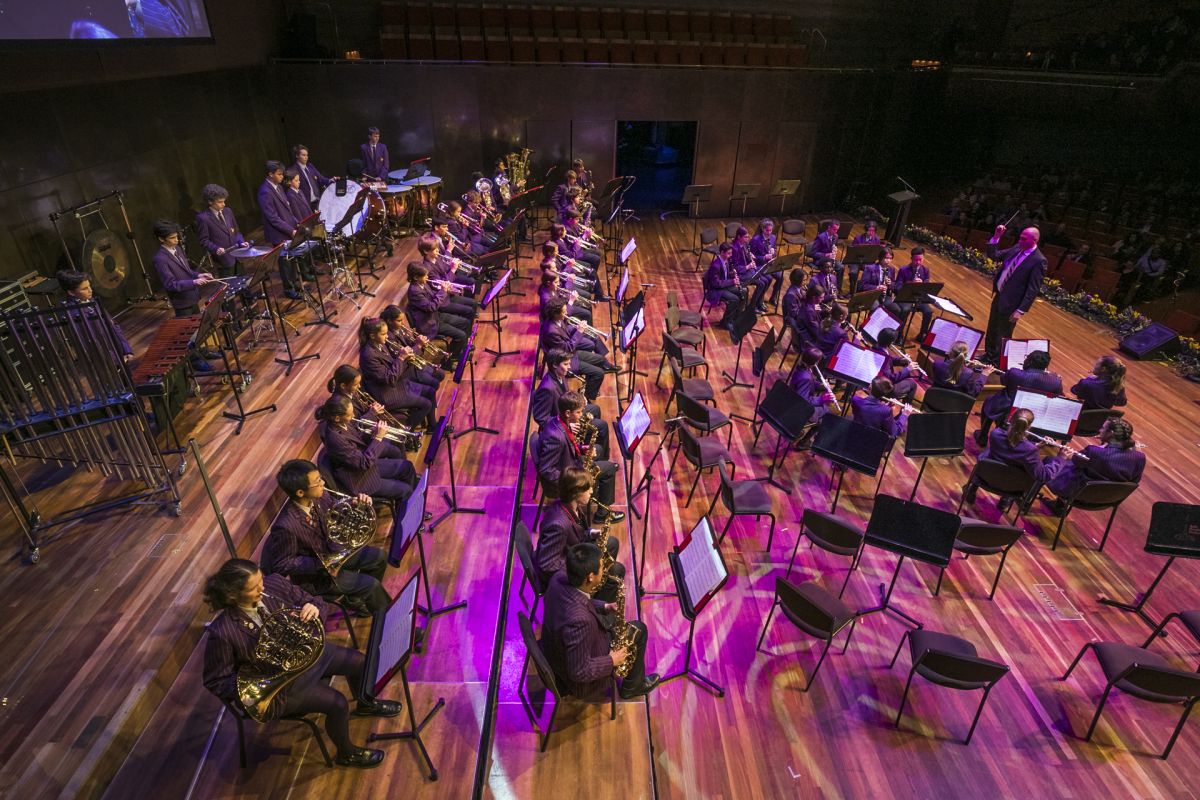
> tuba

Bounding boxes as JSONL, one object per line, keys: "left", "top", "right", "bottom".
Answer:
{"left": 319, "top": 490, "right": 378, "bottom": 576}
{"left": 236, "top": 605, "right": 325, "bottom": 722}
{"left": 591, "top": 501, "right": 637, "bottom": 678}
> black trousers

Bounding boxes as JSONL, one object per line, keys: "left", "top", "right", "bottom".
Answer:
{"left": 715, "top": 289, "right": 745, "bottom": 327}
{"left": 331, "top": 545, "right": 391, "bottom": 613}
{"left": 281, "top": 644, "right": 365, "bottom": 757}
{"left": 586, "top": 408, "right": 611, "bottom": 460}
{"left": 574, "top": 351, "right": 607, "bottom": 401}
{"left": 983, "top": 295, "right": 1018, "bottom": 360}
{"left": 898, "top": 301, "right": 934, "bottom": 341}
{"left": 594, "top": 459, "right": 619, "bottom": 507}
{"left": 386, "top": 390, "right": 434, "bottom": 430}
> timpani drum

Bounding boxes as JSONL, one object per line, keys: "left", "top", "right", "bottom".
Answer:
{"left": 381, "top": 184, "right": 412, "bottom": 221}
{"left": 402, "top": 175, "right": 443, "bottom": 217}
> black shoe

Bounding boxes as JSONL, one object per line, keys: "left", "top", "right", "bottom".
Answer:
{"left": 619, "top": 673, "right": 661, "bottom": 699}
{"left": 595, "top": 293, "right": 612, "bottom": 302}
{"left": 973, "top": 430, "right": 988, "bottom": 448}
{"left": 345, "top": 599, "right": 373, "bottom": 618}
{"left": 336, "top": 747, "right": 385, "bottom": 769}
{"left": 997, "top": 497, "right": 1013, "bottom": 513}
{"left": 353, "top": 699, "right": 402, "bottom": 717}
{"left": 606, "top": 510, "right": 626, "bottom": 524}
{"left": 1044, "top": 497, "right": 1067, "bottom": 515}
{"left": 284, "top": 289, "right": 303, "bottom": 300}
{"left": 755, "top": 303, "right": 767, "bottom": 314}
{"left": 385, "top": 245, "right": 395, "bottom": 258}
{"left": 603, "top": 362, "right": 621, "bottom": 374}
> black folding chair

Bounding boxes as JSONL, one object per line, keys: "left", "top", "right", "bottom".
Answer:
{"left": 514, "top": 521, "right": 547, "bottom": 620}
{"left": 920, "top": 386, "right": 977, "bottom": 414}
{"left": 756, "top": 577, "right": 858, "bottom": 691}
{"left": 1044, "top": 479, "right": 1139, "bottom": 551}
{"left": 220, "top": 698, "right": 334, "bottom": 769}
{"left": 933, "top": 519, "right": 1023, "bottom": 600}
{"left": 708, "top": 462, "right": 776, "bottom": 550}
{"left": 785, "top": 508, "right": 865, "bottom": 598}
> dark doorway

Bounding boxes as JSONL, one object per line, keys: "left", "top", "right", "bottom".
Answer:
{"left": 615, "top": 121, "right": 697, "bottom": 212}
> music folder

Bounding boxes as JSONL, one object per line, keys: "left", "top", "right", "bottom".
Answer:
{"left": 674, "top": 517, "right": 728, "bottom": 614}
{"left": 1010, "top": 388, "right": 1082, "bottom": 437}
{"left": 620, "top": 306, "right": 645, "bottom": 352}
{"left": 361, "top": 569, "right": 422, "bottom": 701}
{"left": 616, "top": 391, "right": 652, "bottom": 458}
{"left": 390, "top": 468, "right": 429, "bottom": 566}
{"left": 924, "top": 318, "right": 984, "bottom": 356}
{"left": 861, "top": 306, "right": 902, "bottom": 345}
{"left": 826, "top": 341, "right": 886, "bottom": 387}
{"left": 1145, "top": 502, "right": 1200, "bottom": 558}
{"left": 1001, "top": 338, "right": 1050, "bottom": 370}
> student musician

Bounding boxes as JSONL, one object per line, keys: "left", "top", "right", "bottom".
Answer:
{"left": 1039, "top": 418, "right": 1145, "bottom": 514}
{"left": 732, "top": 226, "right": 769, "bottom": 313}
{"left": 463, "top": 188, "right": 501, "bottom": 239}
{"left": 894, "top": 246, "right": 935, "bottom": 343}
{"left": 151, "top": 219, "right": 217, "bottom": 371}
{"left": 533, "top": 349, "right": 610, "bottom": 457}
{"left": 788, "top": 347, "right": 838, "bottom": 446}
{"left": 809, "top": 258, "right": 840, "bottom": 304}
{"left": 56, "top": 270, "right": 133, "bottom": 362}
{"left": 974, "top": 349, "right": 1062, "bottom": 446}
{"left": 357, "top": 317, "right": 435, "bottom": 430}
{"left": 535, "top": 392, "right": 624, "bottom": 523}
{"left": 284, "top": 167, "right": 314, "bottom": 223}
{"left": 256, "top": 160, "right": 304, "bottom": 300}
{"left": 539, "top": 300, "right": 611, "bottom": 400}
{"left": 328, "top": 364, "right": 388, "bottom": 422}
{"left": 195, "top": 184, "right": 248, "bottom": 278}
{"left": 563, "top": 209, "right": 603, "bottom": 270}
{"left": 535, "top": 468, "right": 625, "bottom": 602}
{"left": 293, "top": 144, "right": 333, "bottom": 210}
{"left": 491, "top": 157, "right": 511, "bottom": 208}
{"left": 749, "top": 218, "right": 782, "bottom": 307}
{"left": 551, "top": 170, "right": 580, "bottom": 219}
{"left": 791, "top": 284, "right": 826, "bottom": 351}
{"left": 1071, "top": 355, "right": 1128, "bottom": 410}
{"left": 703, "top": 242, "right": 744, "bottom": 331}
{"left": 541, "top": 542, "right": 660, "bottom": 701}
{"left": 780, "top": 268, "right": 808, "bottom": 329}
{"left": 962, "top": 408, "right": 1055, "bottom": 509}
{"left": 404, "top": 264, "right": 470, "bottom": 357}
{"left": 360, "top": 126, "right": 389, "bottom": 182}
{"left": 260, "top": 458, "right": 391, "bottom": 615}
{"left": 541, "top": 242, "right": 594, "bottom": 302}
{"left": 379, "top": 304, "right": 445, "bottom": 393}
{"left": 540, "top": 271, "right": 592, "bottom": 324}
{"left": 412, "top": 236, "right": 478, "bottom": 310}
{"left": 931, "top": 341, "right": 992, "bottom": 398}
{"left": 817, "top": 303, "right": 857, "bottom": 359}
{"left": 548, "top": 222, "right": 601, "bottom": 280}
{"left": 857, "top": 248, "right": 902, "bottom": 317}
{"left": 810, "top": 219, "right": 843, "bottom": 288}
{"left": 849, "top": 220, "right": 882, "bottom": 295}
{"left": 851, "top": 376, "right": 909, "bottom": 438}
{"left": 571, "top": 158, "right": 593, "bottom": 195}
{"left": 314, "top": 395, "right": 417, "bottom": 507}
{"left": 201, "top": 558, "right": 398, "bottom": 769}
{"left": 869, "top": 327, "right": 919, "bottom": 405}
{"left": 445, "top": 200, "right": 489, "bottom": 257}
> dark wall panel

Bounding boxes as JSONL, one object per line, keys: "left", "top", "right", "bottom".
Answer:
{"left": 571, "top": 121, "right": 617, "bottom": 184}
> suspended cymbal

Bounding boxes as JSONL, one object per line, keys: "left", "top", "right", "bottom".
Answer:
{"left": 82, "top": 229, "right": 131, "bottom": 297}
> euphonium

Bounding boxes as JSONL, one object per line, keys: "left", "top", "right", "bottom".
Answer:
{"left": 236, "top": 606, "right": 325, "bottom": 722}
{"left": 590, "top": 501, "right": 637, "bottom": 679}
{"left": 319, "top": 489, "right": 378, "bottom": 576}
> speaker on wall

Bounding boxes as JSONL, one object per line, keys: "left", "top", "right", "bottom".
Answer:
{"left": 1119, "top": 322, "right": 1180, "bottom": 359}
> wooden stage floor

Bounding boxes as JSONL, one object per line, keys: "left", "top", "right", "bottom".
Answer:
{"left": 2, "top": 215, "right": 1199, "bottom": 800}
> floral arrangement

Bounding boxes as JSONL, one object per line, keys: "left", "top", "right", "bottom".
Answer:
{"left": 906, "top": 225, "right": 1200, "bottom": 379}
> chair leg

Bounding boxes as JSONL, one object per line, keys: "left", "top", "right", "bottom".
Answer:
{"left": 1162, "top": 700, "right": 1197, "bottom": 759}
{"left": 1083, "top": 683, "right": 1115, "bottom": 742}
{"left": 765, "top": 514, "right": 777, "bottom": 551}
{"left": 895, "top": 666, "right": 917, "bottom": 729}
{"left": 1142, "top": 613, "right": 1180, "bottom": 649}
{"left": 988, "top": 548, "right": 1012, "bottom": 600}
{"left": 610, "top": 678, "right": 617, "bottom": 721}
{"left": 1098, "top": 506, "right": 1119, "bottom": 552}
{"left": 656, "top": 351, "right": 667, "bottom": 387}
{"left": 837, "top": 556, "right": 856, "bottom": 599}
{"left": 530, "top": 592, "right": 542, "bottom": 622}
{"left": 839, "top": 616, "right": 859, "bottom": 653}
{"left": 718, "top": 513, "right": 734, "bottom": 544}
{"left": 705, "top": 490, "right": 720, "bottom": 520}
{"left": 725, "top": 423, "right": 733, "bottom": 449}
{"left": 686, "top": 469, "right": 702, "bottom": 506}
{"left": 756, "top": 598, "right": 779, "bottom": 652}
{"left": 889, "top": 629, "right": 912, "bottom": 668}
{"left": 803, "top": 640, "right": 834, "bottom": 692}
{"left": 667, "top": 441, "right": 682, "bottom": 477}
{"left": 1061, "top": 642, "right": 1094, "bottom": 680}
{"left": 934, "top": 567, "right": 946, "bottom": 597}
{"left": 786, "top": 530, "right": 805, "bottom": 579}
{"left": 1051, "top": 509, "right": 1070, "bottom": 550}
{"left": 343, "top": 610, "right": 359, "bottom": 650}
{"left": 298, "top": 717, "right": 334, "bottom": 767}
{"left": 964, "top": 685, "right": 993, "bottom": 745}
{"left": 541, "top": 703, "right": 558, "bottom": 752}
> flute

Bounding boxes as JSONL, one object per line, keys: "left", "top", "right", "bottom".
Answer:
{"left": 813, "top": 365, "right": 841, "bottom": 412}
{"left": 964, "top": 357, "right": 1001, "bottom": 373}
{"left": 881, "top": 396, "right": 919, "bottom": 414}
{"left": 1026, "top": 430, "right": 1090, "bottom": 460}
{"left": 889, "top": 344, "right": 927, "bottom": 378}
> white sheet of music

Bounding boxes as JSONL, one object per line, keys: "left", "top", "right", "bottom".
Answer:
{"left": 376, "top": 576, "right": 420, "bottom": 686}
{"left": 863, "top": 307, "right": 899, "bottom": 343}
{"left": 679, "top": 518, "right": 726, "bottom": 608}
{"left": 1012, "top": 390, "right": 1082, "bottom": 435}
{"left": 927, "top": 294, "right": 967, "bottom": 317}
{"left": 1003, "top": 339, "right": 1050, "bottom": 369}
{"left": 829, "top": 342, "right": 886, "bottom": 384}
{"left": 926, "top": 319, "right": 982, "bottom": 355}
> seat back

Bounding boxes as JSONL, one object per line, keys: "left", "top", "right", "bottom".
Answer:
{"left": 674, "top": 390, "right": 710, "bottom": 428}
{"left": 776, "top": 577, "right": 837, "bottom": 637}
{"left": 700, "top": 227, "right": 718, "bottom": 246}
{"left": 314, "top": 448, "right": 345, "bottom": 493}
{"left": 918, "top": 649, "right": 1009, "bottom": 687}
{"left": 955, "top": 520, "right": 1022, "bottom": 551}
{"left": 665, "top": 305, "right": 681, "bottom": 332}
{"left": 716, "top": 462, "right": 736, "bottom": 510}
{"left": 921, "top": 386, "right": 976, "bottom": 414}
{"left": 1120, "top": 662, "right": 1200, "bottom": 703}
{"left": 782, "top": 219, "right": 805, "bottom": 235}
{"left": 678, "top": 424, "right": 703, "bottom": 465}
{"left": 518, "top": 612, "right": 562, "bottom": 698}
{"left": 662, "top": 332, "right": 683, "bottom": 360}
{"left": 724, "top": 221, "right": 741, "bottom": 240}
{"left": 1074, "top": 407, "right": 1124, "bottom": 438}
{"left": 667, "top": 290, "right": 681, "bottom": 309}
{"left": 1071, "top": 480, "right": 1138, "bottom": 511}
{"left": 514, "top": 521, "right": 543, "bottom": 595}
{"left": 802, "top": 508, "right": 864, "bottom": 550}
{"left": 668, "top": 356, "right": 685, "bottom": 392}
{"left": 973, "top": 458, "right": 1035, "bottom": 496}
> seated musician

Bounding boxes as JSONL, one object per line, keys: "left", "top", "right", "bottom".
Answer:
{"left": 780, "top": 268, "right": 808, "bottom": 328}
{"left": 150, "top": 219, "right": 217, "bottom": 371}
{"left": 869, "top": 327, "right": 919, "bottom": 405}
{"left": 1071, "top": 355, "right": 1128, "bottom": 410}
{"left": 894, "top": 247, "right": 935, "bottom": 344}
{"left": 808, "top": 258, "right": 840, "bottom": 304}
{"left": 749, "top": 218, "right": 782, "bottom": 306}
{"left": 546, "top": 223, "right": 595, "bottom": 278}
{"left": 571, "top": 158, "right": 593, "bottom": 195}
{"left": 256, "top": 160, "right": 304, "bottom": 300}
{"left": 404, "top": 265, "right": 469, "bottom": 357}
{"left": 260, "top": 459, "right": 391, "bottom": 615}
{"left": 962, "top": 408, "right": 1056, "bottom": 509}
{"left": 563, "top": 210, "right": 603, "bottom": 270}
{"left": 359, "top": 126, "right": 389, "bottom": 182}
{"left": 201, "top": 558, "right": 398, "bottom": 769}
{"left": 536, "top": 468, "right": 625, "bottom": 602}
{"left": 851, "top": 376, "right": 908, "bottom": 438}
{"left": 446, "top": 201, "right": 488, "bottom": 257}
{"left": 195, "top": 184, "right": 248, "bottom": 278}
{"left": 293, "top": 144, "right": 333, "bottom": 210}
{"left": 849, "top": 220, "right": 882, "bottom": 295}
{"left": 534, "top": 349, "right": 610, "bottom": 456}
{"left": 315, "top": 395, "right": 417, "bottom": 507}
{"left": 464, "top": 188, "right": 501, "bottom": 237}
{"left": 541, "top": 542, "right": 660, "bottom": 700}
{"left": 857, "top": 248, "right": 902, "bottom": 317}
{"left": 358, "top": 317, "right": 435, "bottom": 430}
{"left": 492, "top": 157, "right": 511, "bottom": 209}
{"left": 411, "top": 235, "right": 477, "bottom": 311}
{"left": 536, "top": 392, "right": 624, "bottom": 523}
{"left": 732, "top": 226, "right": 769, "bottom": 314}
{"left": 1039, "top": 417, "right": 1145, "bottom": 514}
{"left": 817, "top": 303, "right": 857, "bottom": 360}
{"left": 431, "top": 217, "right": 470, "bottom": 263}
{"left": 551, "top": 170, "right": 579, "bottom": 220}
{"left": 540, "top": 300, "right": 611, "bottom": 399}
{"left": 974, "top": 349, "right": 1061, "bottom": 446}
{"left": 791, "top": 284, "right": 826, "bottom": 351}
{"left": 56, "top": 270, "right": 133, "bottom": 362}
{"left": 789, "top": 347, "right": 838, "bottom": 445}
{"left": 931, "top": 341, "right": 991, "bottom": 397}
{"left": 810, "top": 219, "right": 843, "bottom": 288}
{"left": 541, "top": 242, "right": 594, "bottom": 302}
{"left": 380, "top": 304, "right": 445, "bottom": 394}
{"left": 704, "top": 242, "right": 744, "bottom": 331}
{"left": 540, "top": 271, "right": 592, "bottom": 324}
{"left": 328, "top": 364, "right": 387, "bottom": 422}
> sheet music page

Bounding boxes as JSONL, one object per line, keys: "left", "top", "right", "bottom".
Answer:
{"left": 925, "top": 319, "right": 961, "bottom": 353}
{"left": 1012, "top": 389, "right": 1050, "bottom": 420}
{"left": 862, "top": 307, "right": 898, "bottom": 343}
{"left": 1003, "top": 339, "right": 1049, "bottom": 369}
{"left": 679, "top": 519, "right": 726, "bottom": 608}
{"left": 829, "top": 342, "right": 886, "bottom": 384}
{"left": 1037, "top": 396, "right": 1083, "bottom": 435}
{"left": 927, "top": 294, "right": 966, "bottom": 316}
{"left": 959, "top": 327, "right": 984, "bottom": 356}
{"left": 376, "top": 576, "right": 420, "bottom": 686}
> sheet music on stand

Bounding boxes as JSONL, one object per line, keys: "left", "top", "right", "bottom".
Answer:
{"left": 617, "top": 391, "right": 652, "bottom": 455}
{"left": 923, "top": 318, "right": 984, "bottom": 356}
{"left": 389, "top": 468, "right": 429, "bottom": 566}
{"left": 926, "top": 294, "right": 970, "bottom": 319}
{"left": 862, "top": 306, "right": 902, "bottom": 345}
{"left": 826, "top": 341, "right": 886, "bottom": 386}
{"left": 1011, "top": 389, "right": 1082, "bottom": 436}
{"left": 620, "top": 237, "right": 637, "bottom": 265}
{"left": 676, "top": 517, "right": 728, "bottom": 613}
{"left": 1001, "top": 338, "right": 1050, "bottom": 370}
{"left": 366, "top": 570, "right": 421, "bottom": 698}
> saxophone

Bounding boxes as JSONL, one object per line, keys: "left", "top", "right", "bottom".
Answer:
{"left": 578, "top": 412, "right": 600, "bottom": 485}
{"left": 592, "top": 501, "right": 637, "bottom": 678}
{"left": 236, "top": 604, "right": 325, "bottom": 722}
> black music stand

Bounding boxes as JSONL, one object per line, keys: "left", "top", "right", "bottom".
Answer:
{"left": 251, "top": 243, "right": 319, "bottom": 375}
{"left": 903, "top": 412, "right": 969, "bottom": 501}
{"left": 893, "top": 280, "right": 944, "bottom": 343}
{"left": 855, "top": 494, "right": 958, "bottom": 629}
{"left": 742, "top": 326, "right": 778, "bottom": 427}
{"left": 660, "top": 517, "right": 728, "bottom": 697}
{"left": 847, "top": 288, "right": 883, "bottom": 326}
{"left": 482, "top": 269, "right": 519, "bottom": 362}
{"left": 730, "top": 183, "right": 761, "bottom": 219}
{"left": 397, "top": 467, "right": 467, "bottom": 622}
{"left": 768, "top": 179, "right": 803, "bottom": 217}
{"left": 721, "top": 305, "right": 760, "bottom": 392}
{"left": 363, "top": 571, "right": 445, "bottom": 780}
{"left": 884, "top": 189, "right": 919, "bottom": 248}
{"left": 811, "top": 414, "right": 891, "bottom": 513}
{"left": 200, "top": 288, "right": 276, "bottom": 433}
{"left": 290, "top": 214, "right": 338, "bottom": 330}
{"left": 426, "top": 390, "right": 484, "bottom": 531}
{"left": 679, "top": 184, "right": 713, "bottom": 255}
{"left": 629, "top": 415, "right": 681, "bottom": 521}
{"left": 618, "top": 306, "right": 647, "bottom": 409}
{"left": 614, "top": 393, "right": 670, "bottom": 596}
{"left": 754, "top": 379, "right": 815, "bottom": 494}
{"left": 451, "top": 325, "right": 498, "bottom": 440}
{"left": 1099, "top": 502, "right": 1200, "bottom": 631}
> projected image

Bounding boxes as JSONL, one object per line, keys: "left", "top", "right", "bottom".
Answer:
{"left": 0, "top": 1, "right": 212, "bottom": 40}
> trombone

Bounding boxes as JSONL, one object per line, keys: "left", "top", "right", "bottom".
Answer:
{"left": 567, "top": 315, "right": 609, "bottom": 340}
{"left": 352, "top": 417, "right": 423, "bottom": 450}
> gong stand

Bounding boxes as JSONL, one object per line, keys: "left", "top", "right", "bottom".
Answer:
{"left": 49, "top": 189, "right": 156, "bottom": 305}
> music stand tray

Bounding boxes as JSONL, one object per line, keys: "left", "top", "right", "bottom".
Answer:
{"left": 768, "top": 178, "right": 802, "bottom": 216}
{"left": 893, "top": 281, "right": 945, "bottom": 304}
{"left": 729, "top": 183, "right": 761, "bottom": 218}
{"left": 843, "top": 244, "right": 886, "bottom": 266}
{"left": 1099, "top": 501, "right": 1200, "bottom": 630}
{"left": 811, "top": 414, "right": 891, "bottom": 512}
{"left": 902, "top": 412, "right": 969, "bottom": 501}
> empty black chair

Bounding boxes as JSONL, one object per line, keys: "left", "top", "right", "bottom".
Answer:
{"left": 779, "top": 219, "right": 807, "bottom": 254}
{"left": 1044, "top": 480, "right": 1139, "bottom": 551}
{"left": 956, "top": 458, "right": 1036, "bottom": 525}
{"left": 667, "top": 356, "right": 715, "bottom": 411}
{"left": 514, "top": 521, "right": 547, "bottom": 620}
{"left": 1074, "top": 407, "right": 1125, "bottom": 438}
{"left": 656, "top": 331, "right": 708, "bottom": 387}
{"left": 1144, "top": 611, "right": 1200, "bottom": 650}
{"left": 1061, "top": 639, "right": 1200, "bottom": 759}
{"left": 708, "top": 462, "right": 776, "bottom": 549}
{"left": 921, "top": 386, "right": 977, "bottom": 414}
{"left": 666, "top": 306, "right": 706, "bottom": 354}
{"left": 696, "top": 227, "right": 720, "bottom": 272}
{"left": 669, "top": 425, "right": 734, "bottom": 506}
{"left": 785, "top": 508, "right": 865, "bottom": 598}
{"left": 220, "top": 698, "right": 334, "bottom": 769}
{"left": 723, "top": 220, "right": 742, "bottom": 240}
{"left": 756, "top": 577, "right": 858, "bottom": 691}
{"left": 888, "top": 629, "right": 1009, "bottom": 745}
{"left": 517, "top": 611, "right": 616, "bottom": 752}
{"left": 675, "top": 389, "right": 733, "bottom": 448}
{"left": 934, "top": 519, "right": 1023, "bottom": 600}
{"left": 667, "top": 290, "right": 702, "bottom": 327}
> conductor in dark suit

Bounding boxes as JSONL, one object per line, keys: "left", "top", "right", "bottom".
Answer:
{"left": 540, "top": 542, "right": 660, "bottom": 700}
{"left": 982, "top": 224, "right": 1046, "bottom": 363}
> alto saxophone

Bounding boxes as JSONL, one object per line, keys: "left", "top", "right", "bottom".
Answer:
{"left": 592, "top": 501, "right": 637, "bottom": 678}
{"left": 578, "top": 412, "right": 600, "bottom": 485}
{"left": 236, "top": 604, "right": 325, "bottom": 722}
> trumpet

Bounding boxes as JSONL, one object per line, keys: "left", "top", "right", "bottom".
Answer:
{"left": 352, "top": 417, "right": 423, "bottom": 451}
{"left": 564, "top": 231, "right": 600, "bottom": 251}
{"left": 555, "top": 252, "right": 591, "bottom": 275}
{"left": 567, "top": 315, "right": 610, "bottom": 340}
{"left": 889, "top": 345, "right": 928, "bottom": 379}
{"left": 430, "top": 278, "right": 466, "bottom": 295}
{"left": 437, "top": 252, "right": 481, "bottom": 273}
{"left": 813, "top": 366, "right": 841, "bottom": 412}
{"left": 546, "top": 267, "right": 595, "bottom": 288}
{"left": 390, "top": 323, "right": 450, "bottom": 366}
{"left": 881, "top": 396, "right": 919, "bottom": 414}
{"left": 1026, "top": 430, "right": 1090, "bottom": 460}
{"left": 384, "top": 338, "right": 431, "bottom": 369}
{"left": 352, "top": 387, "right": 403, "bottom": 428}
{"left": 556, "top": 286, "right": 594, "bottom": 306}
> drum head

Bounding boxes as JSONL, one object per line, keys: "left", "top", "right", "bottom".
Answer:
{"left": 318, "top": 181, "right": 363, "bottom": 238}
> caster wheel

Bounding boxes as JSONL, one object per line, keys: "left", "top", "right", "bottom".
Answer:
{"left": 242, "top": 372, "right": 252, "bottom": 386}
{"left": 220, "top": 377, "right": 229, "bottom": 386}
{"left": 173, "top": 503, "right": 183, "bottom": 517}
{"left": 24, "top": 548, "right": 40, "bottom": 565}
{"left": 177, "top": 459, "right": 188, "bottom": 477}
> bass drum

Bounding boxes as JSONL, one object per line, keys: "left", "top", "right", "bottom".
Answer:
{"left": 318, "top": 181, "right": 363, "bottom": 239}
{"left": 358, "top": 190, "right": 388, "bottom": 240}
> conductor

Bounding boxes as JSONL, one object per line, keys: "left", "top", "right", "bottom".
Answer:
{"left": 981, "top": 224, "right": 1046, "bottom": 364}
